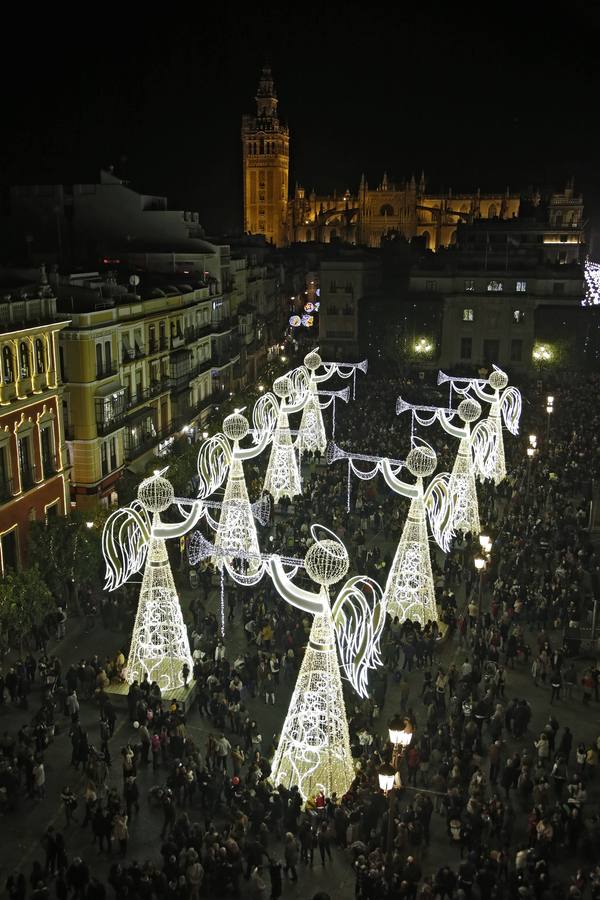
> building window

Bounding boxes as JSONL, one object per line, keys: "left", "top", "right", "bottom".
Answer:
{"left": 483, "top": 339, "right": 500, "bottom": 362}
{"left": 101, "top": 441, "right": 109, "bottom": 478}
{"left": 19, "top": 342, "right": 30, "bottom": 378}
{"left": 0, "top": 444, "right": 11, "bottom": 499}
{"left": 460, "top": 337, "right": 472, "bottom": 360}
{"left": 463, "top": 308, "right": 474, "bottom": 322}
{"left": 40, "top": 426, "right": 55, "bottom": 478}
{"left": 18, "top": 435, "right": 34, "bottom": 490}
{"left": 510, "top": 339, "right": 523, "bottom": 362}
{"left": 487, "top": 281, "right": 503, "bottom": 292}
{"left": 516, "top": 280, "right": 527, "bottom": 292}
{"left": 35, "top": 338, "right": 45, "bottom": 373}
{"left": 1, "top": 526, "right": 18, "bottom": 573}
{"left": 560, "top": 234, "right": 568, "bottom": 242}
{"left": 3, "top": 346, "right": 14, "bottom": 383}
{"left": 425, "top": 280, "right": 437, "bottom": 291}
{"left": 553, "top": 282, "right": 565, "bottom": 295}
{"left": 513, "top": 310, "right": 524, "bottom": 324}
{"left": 380, "top": 204, "right": 394, "bottom": 216}
{"left": 464, "top": 279, "right": 475, "bottom": 292}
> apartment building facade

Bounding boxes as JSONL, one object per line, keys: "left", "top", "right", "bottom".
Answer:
{"left": 0, "top": 270, "right": 69, "bottom": 571}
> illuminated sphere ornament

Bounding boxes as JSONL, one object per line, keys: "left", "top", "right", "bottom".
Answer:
{"left": 273, "top": 375, "right": 292, "bottom": 398}
{"left": 305, "top": 534, "right": 349, "bottom": 586}
{"left": 304, "top": 350, "right": 322, "bottom": 371}
{"left": 223, "top": 412, "right": 250, "bottom": 442}
{"left": 458, "top": 398, "right": 481, "bottom": 423}
{"left": 489, "top": 369, "right": 508, "bottom": 390}
{"left": 138, "top": 473, "right": 174, "bottom": 512}
{"left": 406, "top": 445, "right": 437, "bottom": 478}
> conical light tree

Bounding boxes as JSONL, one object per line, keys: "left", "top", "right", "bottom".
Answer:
{"left": 213, "top": 399, "right": 277, "bottom": 575}
{"left": 102, "top": 442, "right": 230, "bottom": 690}
{"left": 263, "top": 369, "right": 309, "bottom": 502}
{"left": 380, "top": 444, "right": 455, "bottom": 627}
{"left": 268, "top": 526, "right": 385, "bottom": 801}
{"left": 437, "top": 366, "right": 522, "bottom": 486}
{"left": 298, "top": 350, "right": 329, "bottom": 454}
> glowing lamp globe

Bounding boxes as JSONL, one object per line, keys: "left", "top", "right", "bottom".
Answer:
{"left": 378, "top": 763, "right": 396, "bottom": 793}
{"left": 304, "top": 350, "right": 322, "bottom": 371}
{"left": 398, "top": 725, "right": 413, "bottom": 748}
{"left": 305, "top": 537, "right": 349, "bottom": 587}
{"left": 458, "top": 398, "right": 481, "bottom": 423}
{"left": 223, "top": 412, "right": 250, "bottom": 442}
{"left": 488, "top": 370, "right": 508, "bottom": 390}
{"left": 388, "top": 714, "right": 405, "bottom": 746}
{"left": 474, "top": 556, "right": 486, "bottom": 571}
{"left": 406, "top": 445, "right": 437, "bottom": 478}
{"left": 137, "top": 473, "right": 174, "bottom": 513}
{"left": 273, "top": 375, "right": 292, "bottom": 398}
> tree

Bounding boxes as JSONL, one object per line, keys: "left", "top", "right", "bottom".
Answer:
{"left": 28, "top": 514, "right": 103, "bottom": 604}
{"left": 0, "top": 566, "right": 54, "bottom": 654}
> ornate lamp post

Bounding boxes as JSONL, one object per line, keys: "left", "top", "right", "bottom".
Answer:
{"left": 474, "top": 534, "right": 492, "bottom": 630}
{"left": 546, "top": 395, "right": 554, "bottom": 441}
{"left": 380, "top": 717, "right": 413, "bottom": 889}
{"left": 526, "top": 435, "right": 538, "bottom": 497}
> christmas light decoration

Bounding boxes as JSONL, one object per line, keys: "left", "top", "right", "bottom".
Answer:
{"left": 584, "top": 257, "right": 600, "bottom": 306}
{"left": 213, "top": 396, "right": 278, "bottom": 576}
{"left": 438, "top": 366, "right": 521, "bottom": 485}
{"left": 328, "top": 440, "right": 455, "bottom": 625}
{"left": 103, "top": 472, "right": 202, "bottom": 689}
{"left": 318, "top": 358, "right": 368, "bottom": 398}
{"left": 396, "top": 396, "right": 496, "bottom": 535}
{"left": 297, "top": 349, "right": 351, "bottom": 451}
{"left": 263, "top": 368, "right": 310, "bottom": 502}
{"left": 102, "top": 440, "right": 230, "bottom": 688}
{"left": 188, "top": 521, "right": 385, "bottom": 799}
{"left": 269, "top": 525, "right": 384, "bottom": 800}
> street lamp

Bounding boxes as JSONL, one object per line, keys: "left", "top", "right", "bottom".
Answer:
{"left": 526, "top": 445, "right": 537, "bottom": 497}
{"left": 546, "top": 395, "right": 554, "bottom": 440}
{"left": 388, "top": 714, "right": 413, "bottom": 768}
{"left": 378, "top": 761, "right": 398, "bottom": 889}
{"left": 414, "top": 337, "right": 433, "bottom": 355}
{"left": 474, "top": 535, "right": 492, "bottom": 629}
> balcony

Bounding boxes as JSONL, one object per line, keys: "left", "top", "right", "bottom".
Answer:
{"left": 211, "top": 317, "right": 235, "bottom": 335}
{"left": 96, "top": 416, "right": 125, "bottom": 436}
{"left": 185, "top": 324, "right": 212, "bottom": 345}
{"left": 124, "top": 381, "right": 169, "bottom": 413}
{"left": 41, "top": 454, "right": 60, "bottom": 480}
{"left": 95, "top": 364, "right": 118, "bottom": 380}
{"left": 170, "top": 333, "right": 185, "bottom": 350}
{"left": 20, "top": 465, "right": 39, "bottom": 492}
{"left": 168, "top": 358, "right": 213, "bottom": 392}
{"left": 122, "top": 345, "right": 146, "bottom": 363}
{"left": 148, "top": 337, "right": 169, "bottom": 355}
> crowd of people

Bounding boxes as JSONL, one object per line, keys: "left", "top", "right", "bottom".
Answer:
{"left": 1, "top": 367, "right": 600, "bottom": 900}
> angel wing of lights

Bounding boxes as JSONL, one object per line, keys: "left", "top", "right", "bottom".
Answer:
{"left": 252, "top": 391, "right": 279, "bottom": 444}
{"left": 331, "top": 575, "right": 386, "bottom": 699}
{"left": 102, "top": 500, "right": 152, "bottom": 591}
{"left": 470, "top": 419, "right": 498, "bottom": 481}
{"left": 500, "top": 386, "right": 522, "bottom": 435}
{"left": 196, "top": 433, "right": 232, "bottom": 498}
{"left": 424, "top": 473, "right": 455, "bottom": 553}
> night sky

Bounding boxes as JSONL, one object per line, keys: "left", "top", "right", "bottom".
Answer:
{"left": 3, "top": 6, "right": 600, "bottom": 236}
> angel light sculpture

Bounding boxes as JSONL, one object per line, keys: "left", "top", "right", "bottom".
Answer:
{"left": 213, "top": 395, "right": 277, "bottom": 576}
{"left": 297, "top": 350, "right": 329, "bottom": 454}
{"left": 379, "top": 443, "right": 454, "bottom": 626}
{"left": 396, "top": 395, "right": 495, "bottom": 536}
{"left": 102, "top": 439, "right": 228, "bottom": 690}
{"left": 263, "top": 367, "right": 310, "bottom": 502}
{"left": 438, "top": 365, "right": 522, "bottom": 485}
{"left": 268, "top": 525, "right": 385, "bottom": 800}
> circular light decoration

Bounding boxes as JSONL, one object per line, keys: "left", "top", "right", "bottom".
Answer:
{"left": 289, "top": 315, "right": 302, "bottom": 327}
{"left": 301, "top": 315, "right": 314, "bottom": 328}
{"left": 304, "top": 302, "right": 315, "bottom": 312}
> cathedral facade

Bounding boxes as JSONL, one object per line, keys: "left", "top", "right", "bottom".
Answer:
{"left": 242, "top": 69, "right": 521, "bottom": 250}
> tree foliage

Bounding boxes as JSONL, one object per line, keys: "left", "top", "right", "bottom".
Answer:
{"left": 28, "top": 514, "right": 103, "bottom": 598}
{"left": 0, "top": 565, "right": 54, "bottom": 652}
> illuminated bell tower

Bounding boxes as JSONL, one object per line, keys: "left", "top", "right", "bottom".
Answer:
{"left": 242, "top": 66, "right": 289, "bottom": 247}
